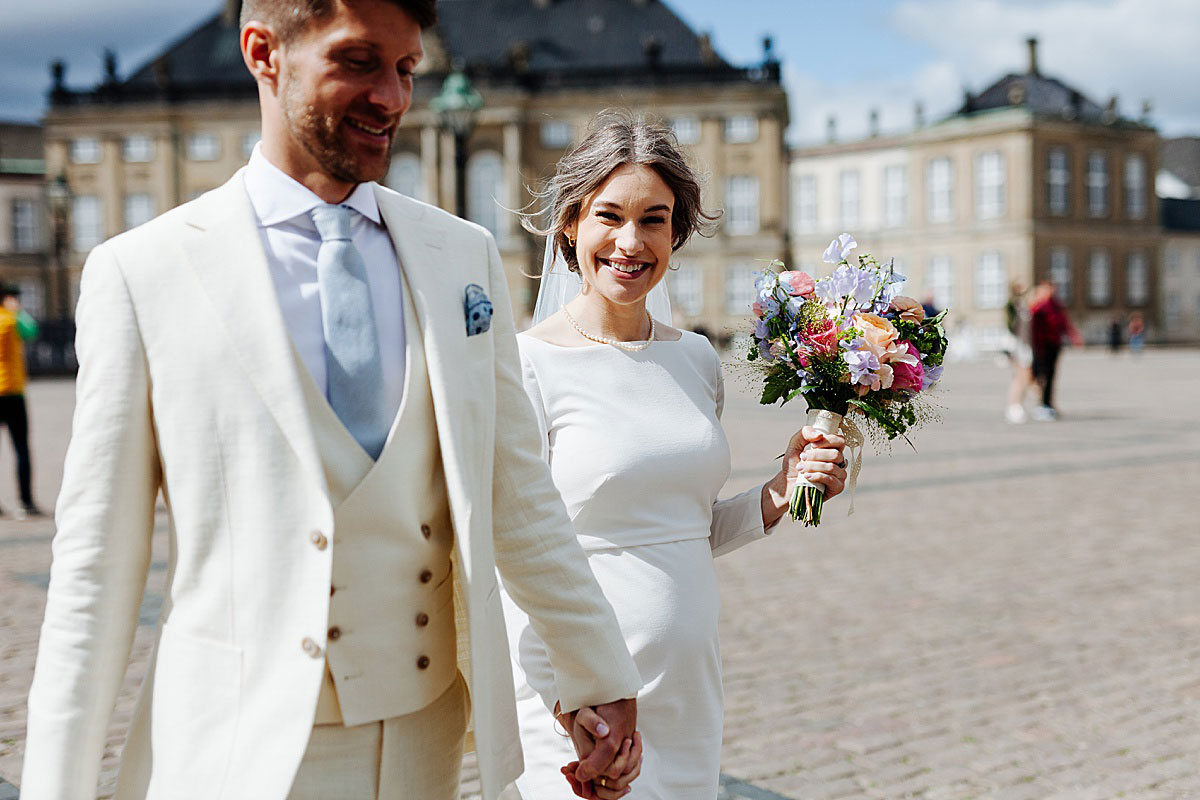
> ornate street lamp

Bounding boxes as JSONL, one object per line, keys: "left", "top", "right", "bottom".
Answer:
{"left": 431, "top": 69, "right": 483, "bottom": 219}
{"left": 45, "top": 173, "right": 71, "bottom": 322}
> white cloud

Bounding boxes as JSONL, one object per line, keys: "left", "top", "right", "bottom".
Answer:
{"left": 785, "top": 0, "right": 1200, "bottom": 145}
{"left": 891, "top": 0, "right": 1200, "bottom": 134}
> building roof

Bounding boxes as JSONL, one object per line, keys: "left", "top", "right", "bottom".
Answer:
{"left": 955, "top": 38, "right": 1148, "bottom": 129}
{"left": 52, "top": 0, "right": 773, "bottom": 108}
{"left": 1161, "top": 137, "right": 1200, "bottom": 193}
{"left": 1162, "top": 198, "right": 1200, "bottom": 233}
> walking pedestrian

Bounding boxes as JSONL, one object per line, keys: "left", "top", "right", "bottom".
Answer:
{"left": 1029, "top": 280, "right": 1081, "bottom": 421}
{"left": 1003, "top": 281, "right": 1034, "bottom": 423}
{"left": 1127, "top": 312, "right": 1145, "bottom": 355}
{"left": 0, "top": 285, "right": 42, "bottom": 518}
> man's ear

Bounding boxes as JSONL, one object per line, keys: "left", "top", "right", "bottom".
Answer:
{"left": 241, "top": 22, "right": 282, "bottom": 89}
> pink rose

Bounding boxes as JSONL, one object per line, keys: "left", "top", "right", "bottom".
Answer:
{"left": 891, "top": 341, "right": 925, "bottom": 393}
{"left": 889, "top": 296, "right": 925, "bottom": 323}
{"left": 806, "top": 318, "right": 839, "bottom": 354}
{"left": 779, "top": 270, "right": 816, "bottom": 298}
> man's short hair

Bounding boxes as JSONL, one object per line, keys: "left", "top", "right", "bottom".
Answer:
{"left": 240, "top": 0, "right": 438, "bottom": 41}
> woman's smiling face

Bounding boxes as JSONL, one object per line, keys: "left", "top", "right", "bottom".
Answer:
{"left": 566, "top": 163, "right": 676, "bottom": 308}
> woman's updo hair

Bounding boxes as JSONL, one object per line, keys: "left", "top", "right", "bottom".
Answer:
{"left": 523, "top": 109, "right": 721, "bottom": 274}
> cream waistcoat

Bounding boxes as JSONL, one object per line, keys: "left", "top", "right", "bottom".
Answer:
{"left": 303, "top": 275, "right": 458, "bottom": 726}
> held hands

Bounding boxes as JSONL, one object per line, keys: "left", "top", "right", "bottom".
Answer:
{"left": 763, "top": 426, "right": 848, "bottom": 527}
{"left": 556, "top": 698, "right": 641, "bottom": 798}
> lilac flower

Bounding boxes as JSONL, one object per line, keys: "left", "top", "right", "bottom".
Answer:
{"left": 755, "top": 271, "right": 778, "bottom": 292}
{"left": 921, "top": 364, "right": 944, "bottom": 391}
{"left": 844, "top": 348, "right": 880, "bottom": 385}
{"left": 822, "top": 233, "right": 858, "bottom": 264}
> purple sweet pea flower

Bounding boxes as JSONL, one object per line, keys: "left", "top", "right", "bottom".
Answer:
{"left": 921, "top": 363, "right": 944, "bottom": 391}
{"left": 822, "top": 233, "right": 858, "bottom": 264}
{"left": 844, "top": 348, "right": 880, "bottom": 385}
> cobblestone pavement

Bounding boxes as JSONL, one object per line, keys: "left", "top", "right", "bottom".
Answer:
{"left": 2, "top": 349, "right": 1199, "bottom": 799}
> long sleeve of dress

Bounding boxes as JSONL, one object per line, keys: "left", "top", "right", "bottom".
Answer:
{"left": 708, "top": 353, "right": 777, "bottom": 557}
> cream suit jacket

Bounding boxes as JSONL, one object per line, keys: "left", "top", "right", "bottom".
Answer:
{"left": 22, "top": 174, "right": 642, "bottom": 800}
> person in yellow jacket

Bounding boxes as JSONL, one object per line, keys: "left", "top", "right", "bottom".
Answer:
{"left": 0, "top": 284, "right": 42, "bottom": 518}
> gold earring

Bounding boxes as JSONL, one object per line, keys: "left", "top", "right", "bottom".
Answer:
{"left": 567, "top": 236, "right": 576, "bottom": 247}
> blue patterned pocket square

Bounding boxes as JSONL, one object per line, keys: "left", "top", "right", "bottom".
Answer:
{"left": 464, "top": 284, "right": 493, "bottom": 336}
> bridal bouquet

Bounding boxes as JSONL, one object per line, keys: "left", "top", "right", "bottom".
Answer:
{"left": 746, "top": 233, "right": 949, "bottom": 526}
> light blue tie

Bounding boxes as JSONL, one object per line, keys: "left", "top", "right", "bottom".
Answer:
{"left": 311, "top": 203, "right": 388, "bottom": 460}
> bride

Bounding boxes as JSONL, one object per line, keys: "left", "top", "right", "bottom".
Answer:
{"left": 503, "top": 112, "right": 848, "bottom": 799}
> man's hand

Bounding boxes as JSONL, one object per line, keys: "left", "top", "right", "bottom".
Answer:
{"left": 561, "top": 732, "right": 642, "bottom": 799}
{"left": 560, "top": 697, "right": 637, "bottom": 787}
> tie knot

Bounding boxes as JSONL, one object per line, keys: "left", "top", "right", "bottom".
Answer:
{"left": 310, "top": 204, "right": 353, "bottom": 242}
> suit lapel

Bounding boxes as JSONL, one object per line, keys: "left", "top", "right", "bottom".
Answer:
{"left": 375, "top": 188, "right": 480, "bottom": 570}
{"left": 180, "top": 172, "right": 327, "bottom": 497}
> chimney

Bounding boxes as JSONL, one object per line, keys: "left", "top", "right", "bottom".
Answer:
{"left": 1141, "top": 99, "right": 1152, "bottom": 123}
{"left": 643, "top": 35, "right": 662, "bottom": 69}
{"left": 962, "top": 88, "right": 975, "bottom": 113}
{"left": 826, "top": 115, "right": 837, "bottom": 144}
{"left": 869, "top": 108, "right": 880, "bottom": 137}
{"left": 1103, "top": 95, "right": 1119, "bottom": 124}
{"left": 223, "top": 0, "right": 241, "bottom": 26}
{"left": 914, "top": 100, "right": 925, "bottom": 128}
{"left": 103, "top": 49, "right": 118, "bottom": 84}
{"left": 697, "top": 33, "right": 718, "bottom": 66}
{"left": 50, "top": 60, "right": 66, "bottom": 93}
{"left": 762, "top": 36, "right": 776, "bottom": 65}
{"left": 1026, "top": 36, "right": 1039, "bottom": 76}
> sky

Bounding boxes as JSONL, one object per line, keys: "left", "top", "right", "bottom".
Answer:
{"left": 1, "top": 0, "right": 1197, "bottom": 145}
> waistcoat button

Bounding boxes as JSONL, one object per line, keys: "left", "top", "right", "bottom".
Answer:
{"left": 419, "top": 569, "right": 433, "bottom": 584}
{"left": 421, "top": 524, "right": 432, "bottom": 539}
{"left": 417, "top": 655, "right": 430, "bottom": 670}
{"left": 301, "top": 637, "right": 321, "bottom": 658}
{"left": 327, "top": 626, "right": 341, "bottom": 641}
{"left": 310, "top": 531, "right": 328, "bottom": 551}
{"left": 415, "top": 612, "right": 429, "bottom": 627}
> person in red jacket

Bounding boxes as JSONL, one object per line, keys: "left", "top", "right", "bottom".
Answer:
{"left": 1028, "top": 280, "right": 1082, "bottom": 421}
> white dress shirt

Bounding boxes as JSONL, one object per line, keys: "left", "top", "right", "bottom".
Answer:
{"left": 243, "top": 144, "right": 406, "bottom": 426}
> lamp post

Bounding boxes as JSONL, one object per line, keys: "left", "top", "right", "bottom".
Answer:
{"left": 431, "top": 69, "right": 483, "bottom": 219}
{"left": 45, "top": 173, "right": 71, "bottom": 323}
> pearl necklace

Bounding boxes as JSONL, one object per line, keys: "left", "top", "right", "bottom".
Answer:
{"left": 562, "top": 306, "right": 656, "bottom": 351}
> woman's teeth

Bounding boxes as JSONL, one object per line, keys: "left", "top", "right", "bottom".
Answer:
{"left": 604, "top": 260, "right": 647, "bottom": 274}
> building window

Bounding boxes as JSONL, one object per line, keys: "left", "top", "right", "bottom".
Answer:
{"left": 725, "top": 263, "right": 759, "bottom": 314}
{"left": 386, "top": 152, "right": 422, "bottom": 200}
{"left": 121, "top": 135, "right": 155, "bottom": 163}
{"left": 975, "top": 151, "right": 1006, "bottom": 219}
{"left": 124, "top": 193, "right": 155, "bottom": 230}
{"left": 669, "top": 260, "right": 703, "bottom": 316}
{"left": 242, "top": 131, "right": 261, "bottom": 159}
{"left": 72, "top": 195, "right": 104, "bottom": 252}
{"left": 926, "top": 255, "right": 953, "bottom": 311}
{"left": 974, "top": 251, "right": 1006, "bottom": 309}
{"left": 15, "top": 278, "right": 44, "bottom": 321}
{"left": 1047, "top": 147, "right": 1070, "bottom": 216}
{"left": 1126, "top": 251, "right": 1148, "bottom": 306}
{"left": 724, "top": 115, "right": 758, "bottom": 144}
{"left": 725, "top": 175, "right": 759, "bottom": 235}
{"left": 12, "top": 199, "right": 41, "bottom": 252}
{"left": 670, "top": 116, "right": 701, "bottom": 145}
{"left": 1165, "top": 295, "right": 1181, "bottom": 329}
{"left": 1164, "top": 246, "right": 1179, "bottom": 275}
{"left": 467, "top": 150, "right": 505, "bottom": 237}
{"left": 839, "top": 170, "right": 859, "bottom": 229}
{"left": 540, "top": 121, "right": 573, "bottom": 149}
{"left": 70, "top": 137, "right": 102, "bottom": 164}
{"left": 1049, "top": 246, "right": 1072, "bottom": 303}
{"left": 1086, "top": 151, "right": 1108, "bottom": 217}
{"left": 187, "top": 133, "right": 221, "bottom": 161}
{"left": 926, "top": 157, "right": 953, "bottom": 223}
{"left": 1124, "top": 154, "right": 1146, "bottom": 220}
{"left": 793, "top": 174, "right": 817, "bottom": 232}
{"left": 883, "top": 165, "right": 906, "bottom": 227}
{"left": 1087, "top": 248, "right": 1111, "bottom": 305}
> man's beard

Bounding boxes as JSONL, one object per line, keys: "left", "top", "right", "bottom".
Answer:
{"left": 280, "top": 73, "right": 393, "bottom": 185}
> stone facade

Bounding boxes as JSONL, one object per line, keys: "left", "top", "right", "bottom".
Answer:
{"left": 41, "top": 0, "right": 788, "bottom": 334}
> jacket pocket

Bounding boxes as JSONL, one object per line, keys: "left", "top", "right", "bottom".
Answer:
{"left": 146, "top": 625, "right": 242, "bottom": 799}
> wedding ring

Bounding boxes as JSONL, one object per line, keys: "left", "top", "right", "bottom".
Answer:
{"left": 837, "top": 459, "right": 847, "bottom": 469}
{"left": 598, "top": 777, "right": 608, "bottom": 788}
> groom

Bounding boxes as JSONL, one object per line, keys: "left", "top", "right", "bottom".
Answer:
{"left": 21, "top": 1, "right": 643, "bottom": 798}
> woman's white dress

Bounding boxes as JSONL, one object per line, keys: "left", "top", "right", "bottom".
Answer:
{"left": 502, "top": 330, "right": 775, "bottom": 800}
